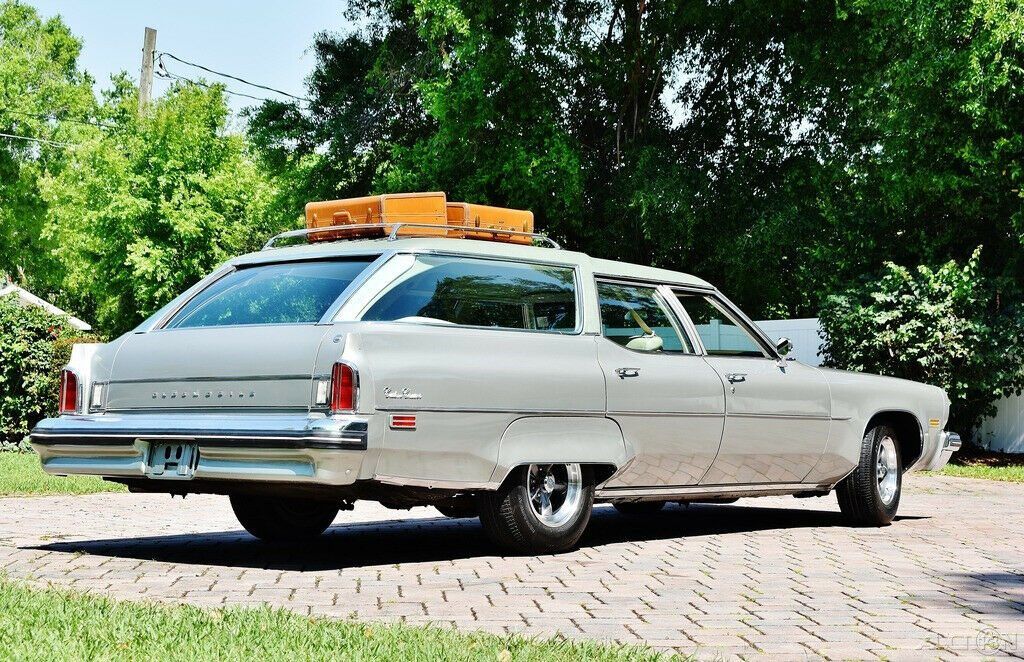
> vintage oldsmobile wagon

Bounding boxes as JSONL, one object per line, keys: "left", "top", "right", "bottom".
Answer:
{"left": 32, "top": 197, "right": 961, "bottom": 553}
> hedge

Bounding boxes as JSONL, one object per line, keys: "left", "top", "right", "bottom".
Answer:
{"left": 0, "top": 294, "right": 98, "bottom": 450}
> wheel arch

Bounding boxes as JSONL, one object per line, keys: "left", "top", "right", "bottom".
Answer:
{"left": 489, "top": 416, "right": 627, "bottom": 489}
{"left": 865, "top": 410, "right": 924, "bottom": 468}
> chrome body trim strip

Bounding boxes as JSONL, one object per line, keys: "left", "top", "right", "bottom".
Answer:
{"left": 374, "top": 473, "right": 497, "bottom": 491}
{"left": 376, "top": 407, "right": 606, "bottom": 416}
{"left": 107, "top": 374, "right": 313, "bottom": 385}
{"left": 596, "top": 482, "right": 823, "bottom": 499}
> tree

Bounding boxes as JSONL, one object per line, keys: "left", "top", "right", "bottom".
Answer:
{"left": 248, "top": 0, "right": 856, "bottom": 317}
{"left": 0, "top": 0, "right": 96, "bottom": 294}
{"left": 41, "top": 79, "right": 292, "bottom": 336}
{"left": 819, "top": 248, "right": 1024, "bottom": 435}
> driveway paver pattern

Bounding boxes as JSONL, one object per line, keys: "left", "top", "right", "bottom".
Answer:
{"left": 1, "top": 474, "right": 1022, "bottom": 660}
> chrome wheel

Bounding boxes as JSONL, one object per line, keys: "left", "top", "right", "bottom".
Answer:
{"left": 526, "top": 463, "right": 583, "bottom": 528}
{"left": 876, "top": 436, "right": 899, "bottom": 505}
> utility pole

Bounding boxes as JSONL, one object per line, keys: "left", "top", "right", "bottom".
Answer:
{"left": 138, "top": 27, "right": 157, "bottom": 115}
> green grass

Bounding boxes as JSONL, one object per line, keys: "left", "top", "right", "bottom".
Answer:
{"left": 0, "top": 452, "right": 125, "bottom": 496}
{"left": 932, "top": 462, "right": 1024, "bottom": 483}
{"left": 0, "top": 577, "right": 669, "bottom": 661}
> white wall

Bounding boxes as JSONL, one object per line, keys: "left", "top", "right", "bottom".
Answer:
{"left": 753, "top": 317, "right": 825, "bottom": 366}
{"left": 977, "top": 395, "right": 1024, "bottom": 453}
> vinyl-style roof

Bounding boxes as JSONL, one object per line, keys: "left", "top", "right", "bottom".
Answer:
{"left": 231, "top": 236, "right": 714, "bottom": 289}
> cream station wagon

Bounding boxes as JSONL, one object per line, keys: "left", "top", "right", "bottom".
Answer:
{"left": 31, "top": 193, "right": 961, "bottom": 553}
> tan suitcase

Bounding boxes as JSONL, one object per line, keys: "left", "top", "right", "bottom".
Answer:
{"left": 305, "top": 192, "right": 449, "bottom": 241}
{"left": 446, "top": 202, "right": 534, "bottom": 245}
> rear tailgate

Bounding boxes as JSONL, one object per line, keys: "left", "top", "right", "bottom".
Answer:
{"left": 104, "top": 257, "right": 377, "bottom": 412}
{"left": 106, "top": 325, "right": 333, "bottom": 411}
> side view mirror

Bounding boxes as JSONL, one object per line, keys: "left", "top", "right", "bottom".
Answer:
{"left": 776, "top": 337, "right": 793, "bottom": 357}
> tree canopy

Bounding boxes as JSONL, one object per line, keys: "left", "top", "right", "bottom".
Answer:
{"left": 250, "top": 0, "right": 1024, "bottom": 318}
{"left": 0, "top": 0, "right": 96, "bottom": 292}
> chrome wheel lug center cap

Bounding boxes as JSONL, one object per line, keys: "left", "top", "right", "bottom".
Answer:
{"left": 543, "top": 474, "right": 556, "bottom": 493}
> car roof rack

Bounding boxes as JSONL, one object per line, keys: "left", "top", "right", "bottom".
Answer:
{"left": 262, "top": 222, "right": 563, "bottom": 250}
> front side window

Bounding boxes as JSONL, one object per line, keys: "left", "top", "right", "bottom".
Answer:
{"left": 597, "top": 282, "right": 692, "bottom": 353}
{"left": 676, "top": 293, "right": 768, "bottom": 358}
{"left": 165, "top": 258, "right": 374, "bottom": 329}
{"left": 362, "top": 255, "right": 578, "bottom": 332}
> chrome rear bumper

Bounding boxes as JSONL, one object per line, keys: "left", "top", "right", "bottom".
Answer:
{"left": 30, "top": 413, "right": 370, "bottom": 486}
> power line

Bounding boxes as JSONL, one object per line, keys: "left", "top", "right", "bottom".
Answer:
{"left": 157, "top": 51, "right": 311, "bottom": 104}
{"left": 155, "top": 67, "right": 278, "bottom": 104}
{"left": 3, "top": 109, "right": 117, "bottom": 130}
{"left": 0, "top": 131, "right": 78, "bottom": 148}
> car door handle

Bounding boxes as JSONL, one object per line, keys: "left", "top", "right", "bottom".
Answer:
{"left": 724, "top": 372, "right": 747, "bottom": 383}
{"left": 615, "top": 367, "right": 641, "bottom": 379}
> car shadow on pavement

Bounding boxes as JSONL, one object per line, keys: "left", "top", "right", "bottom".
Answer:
{"left": 30, "top": 502, "right": 928, "bottom": 572}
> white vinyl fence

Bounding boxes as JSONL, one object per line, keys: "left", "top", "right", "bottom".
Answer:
{"left": 753, "top": 317, "right": 1023, "bottom": 453}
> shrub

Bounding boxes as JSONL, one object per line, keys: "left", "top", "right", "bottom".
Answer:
{"left": 819, "top": 248, "right": 1024, "bottom": 438}
{"left": 0, "top": 294, "right": 98, "bottom": 448}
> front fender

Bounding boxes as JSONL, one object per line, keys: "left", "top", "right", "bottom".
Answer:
{"left": 489, "top": 416, "right": 627, "bottom": 487}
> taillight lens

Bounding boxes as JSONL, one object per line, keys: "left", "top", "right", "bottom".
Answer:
{"left": 330, "top": 362, "right": 356, "bottom": 412}
{"left": 59, "top": 369, "right": 79, "bottom": 414}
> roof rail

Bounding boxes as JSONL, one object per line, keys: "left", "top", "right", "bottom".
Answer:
{"left": 262, "top": 223, "right": 562, "bottom": 250}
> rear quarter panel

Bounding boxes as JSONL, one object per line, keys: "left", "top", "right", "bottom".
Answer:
{"left": 320, "top": 322, "right": 609, "bottom": 487}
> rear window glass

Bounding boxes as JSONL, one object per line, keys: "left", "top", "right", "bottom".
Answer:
{"left": 362, "top": 255, "right": 578, "bottom": 332}
{"left": 165, "top": 259, "right": 374, "bottom": 329}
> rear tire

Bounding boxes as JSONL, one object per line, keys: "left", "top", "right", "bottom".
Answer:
{"left": 479, "top": 464, "right": 594, "bottom": 554}
{"left": 613, "top": 501, "right": 666, "bottom": 515}
{"left": 230, "top": 494, "right": 338, "bottom": 542}
{"left": 836, "top": 423, "right": 903, "bottom": 526}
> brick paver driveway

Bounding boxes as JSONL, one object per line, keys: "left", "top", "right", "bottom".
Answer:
{"left": 2, "top": 474, "right": 1022, "bottom": 660}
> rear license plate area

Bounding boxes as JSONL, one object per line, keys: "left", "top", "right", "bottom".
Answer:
{"left": 147, "top": 442, "right": 199, "bottom": 479}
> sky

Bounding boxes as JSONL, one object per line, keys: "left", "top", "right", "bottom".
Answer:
{"left": 31, "top": 0, "right": 351, "bottom": 114}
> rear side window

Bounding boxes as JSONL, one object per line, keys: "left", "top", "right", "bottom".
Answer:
{"left": 362, "top": 255, "right": 578, "bottom": 332}
{"left": 165, "top": 259, "right": 374, "bottom": 329}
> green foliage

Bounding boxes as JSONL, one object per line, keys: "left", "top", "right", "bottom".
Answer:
{"left": 0, "top": 0, "right": 96, "bottom": 293}
{"left": 820, "top": 249, "right": 1024, "bottom": 434}
{"left": 249, "top": 0, "right": 1024, "bottom": 322}
{"left": 0, "top": 577, "right": 668, "bottom": 661}
{"left": 41, "top": 80, "right": 293, "bottom": 336}
{"left": 0, "top": 294, "right": 96, "bottom": 446}
{"left": 0, "top": 452, "right": 125, "bottom": 495}
{"left": 248, "top": 0, "right": 853, "bottom": 316}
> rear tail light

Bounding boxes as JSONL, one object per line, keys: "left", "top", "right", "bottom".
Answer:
{"left": 59, "top": 369, "right": 79, "bottom": 414}
{"left": 330, "top": 362, "right": 357, "bottom": 413}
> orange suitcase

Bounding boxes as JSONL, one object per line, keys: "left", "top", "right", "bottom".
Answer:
{"left": 446, "top": 202, "right": 534, "bottom": 245}
{"left": 305, "top": 192, "right": 449, "bottom": 241}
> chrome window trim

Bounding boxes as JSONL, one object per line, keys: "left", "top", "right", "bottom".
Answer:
{"left": 353, "top": 251, "right": 585, "bottom": 336}
{"left": 145, "top": 264, "right": 237, "bottom": 333}
{"left": 154, "top": 253, "right": 386, "bottom": 331}
{"left": 665, "top": 287, "right": 780, "bottom": 361}
{"left": 593, "top": 277, "right": 696, "bottom": 355}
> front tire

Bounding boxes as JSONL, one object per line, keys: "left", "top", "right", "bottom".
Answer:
{"left": 836, "top": 424, "right": 903, "bottom": 526}
{"left": 230, "top": 494, "right": 338, "bottom": 542}
{"left": 479, "top": 463, "right": 594, "bottom": 554}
